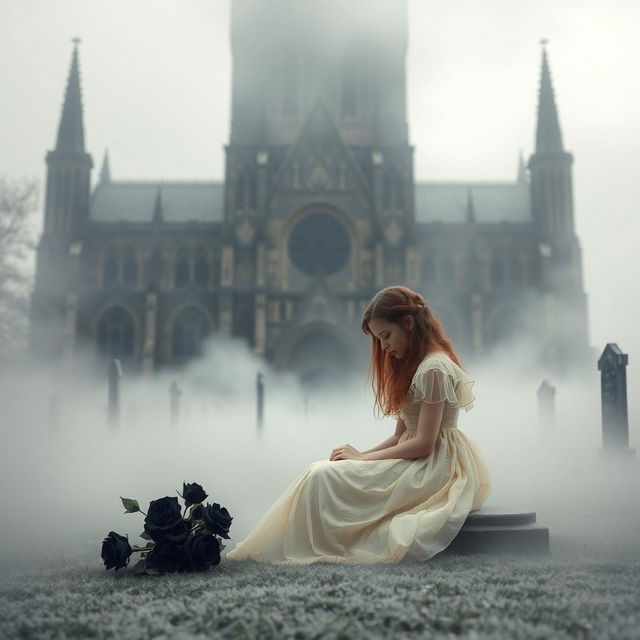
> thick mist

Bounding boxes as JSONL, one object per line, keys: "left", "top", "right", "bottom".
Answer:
{"left": 1, "top": 323, "right": 638, "bottom": 568}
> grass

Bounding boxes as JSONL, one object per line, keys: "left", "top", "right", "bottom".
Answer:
{"left": 1, "top": 538, "right": 639, "bottom": 639}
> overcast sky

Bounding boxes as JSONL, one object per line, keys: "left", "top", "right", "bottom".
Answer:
{"left": 1, "top": 0, "right": 639, "bottom": 392}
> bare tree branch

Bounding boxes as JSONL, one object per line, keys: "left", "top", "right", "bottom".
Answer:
{"left": 0, "top": 175, "right": 40, "bottom": 362}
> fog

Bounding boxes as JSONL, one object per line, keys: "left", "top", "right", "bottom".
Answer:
{"left": 0, "top": 0, "right": 639, "bottom": 566}
{"left": 1, "top": 323, "right": 638, "bottom": 567}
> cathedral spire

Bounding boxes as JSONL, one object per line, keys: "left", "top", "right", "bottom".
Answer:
{"left": 535, "top": 41, "right": 564, "bottom": 154}
{"left": 100, "top": 149, "right": 111, "bottom": 183}
{"left": 55, "top": 39, "right": 86, "bottom": 154}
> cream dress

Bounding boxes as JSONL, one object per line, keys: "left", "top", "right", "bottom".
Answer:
{"left": 224, "top": 352, "right": 492, "bottom": 565}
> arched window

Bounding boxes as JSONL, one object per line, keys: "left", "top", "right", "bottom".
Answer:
{"left": 174, "top": 249, "right": 190, "bottom": 289}
{"left": 172, "top": 307, "right": 209, "bottom": 361}
{"left": 194, "top": 248, "right": 209, "bottom": 288}
{"left": 97, "top": 307, "right": 135, "bottom": 360}
{"left": 148, "top": 248, "right": 163, "bottom": 290}
{"left": 103, "top": 248, "right": 119, "bottom": 288}
{"left": 122, "top": 248, "right": 138, "bottom": 290}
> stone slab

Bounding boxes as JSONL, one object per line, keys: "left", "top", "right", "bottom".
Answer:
{"left": 441, "top": 506, "right": 550, "bottom": 556}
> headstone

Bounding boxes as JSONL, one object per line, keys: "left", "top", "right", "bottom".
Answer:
{"left": 537, "top": 379, "right": 556, "bottom": 431}
{"left": 170, "top": 381, "right": 182, "bottom": 426}
{"left": 108, "top": 359, "right": 123, "bottom": 426}
{"left": 256, "top": 372, "right": 264, "bottom": 430}
{"left": 597, "top": 343, "right": 635, "bottom": 458}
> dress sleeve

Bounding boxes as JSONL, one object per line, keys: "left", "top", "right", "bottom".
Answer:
{"left": 409, "top": 365, "right": 476, "bottom": 413}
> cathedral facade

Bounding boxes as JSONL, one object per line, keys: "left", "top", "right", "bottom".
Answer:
{"left": 30, "top": 0, "right": 591, "bottom": 384}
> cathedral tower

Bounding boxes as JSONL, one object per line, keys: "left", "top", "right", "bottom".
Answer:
{"left": 31, "top": 41, "right": 93, "bottom": 361}
{"left": 528, "top": 44, "right": 590, "bottom": 370}
{"left": 224, "top": 0, "right": 416, "bottom": 382}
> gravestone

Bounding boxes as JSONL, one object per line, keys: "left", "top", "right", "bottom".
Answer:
{"left": 442, "top": 506, "right": 550, "bottom": 556}
{"left": 256, "top": 372, "right": 264, "bottom": 430}
{"left": 537, "top": 379, "right": 556, "bottom": 432}
{"left": 107, "top": 359, "right": 122, "bottom": 426}
{"left": 170, "top": 380, "right": 182, "bottom": 426}
{"left": 597, "top": 343, "right": 635, "bottom": 459}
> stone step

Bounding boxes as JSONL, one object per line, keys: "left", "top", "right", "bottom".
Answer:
{"left": 464, "top": 506, "right": 537, "bottom": 527}
{"left": 442, "top": 506, "right": 550, "bottom": 556}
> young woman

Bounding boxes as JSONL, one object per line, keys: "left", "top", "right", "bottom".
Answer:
{"left": 225, "top": 285, "right": 491, "bottom": 564}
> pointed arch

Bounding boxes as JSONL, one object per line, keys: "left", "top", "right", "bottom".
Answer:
{"left": 170, "top": 305, "right": 212, "bottom": 362}
{"left": 96, "top": 305, "right": 136, "bottom": 361}
{"left": 122, "top": 246, "right": 139, "bottom": 290}
{"left": 194, "top": 246, "right": 211, "bottom": 288}
{"left": 174, "top": 246, "right": 191, "bottom": 289}
{"left": 273, "top": 320, "right": 354, "bottom": 390}
{"left": 102, "top": 247, "right": 119, "bottom": 289}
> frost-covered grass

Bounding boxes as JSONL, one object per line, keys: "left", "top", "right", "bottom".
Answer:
{"left": 1, "top": 538, "right": 639, "bottom": 640}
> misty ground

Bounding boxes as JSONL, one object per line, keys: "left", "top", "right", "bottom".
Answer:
{"left": 1, "top": 344, "right": 639, "bottom": 638}
{"left": 1, "top": 536, "right": 639, "bottom": 640}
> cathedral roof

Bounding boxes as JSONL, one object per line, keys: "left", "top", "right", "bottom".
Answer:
{"left": 90, "top": 182, "right": 224, "bottom": 223}
{"left": 88, "top": 179, "right": 530, "bottom": 225}
{"left": 414, "top": 182, "right": 531, "bottom": 224}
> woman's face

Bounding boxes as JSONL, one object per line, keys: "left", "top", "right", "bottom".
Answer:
{"left": 368, "top": 316, "right": 414, "bottom": 360}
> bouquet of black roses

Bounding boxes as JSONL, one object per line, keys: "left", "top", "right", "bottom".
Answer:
{"left": 101, "top": 482, "right": 233, "bottom": 575}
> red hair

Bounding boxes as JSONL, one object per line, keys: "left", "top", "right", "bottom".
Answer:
{"left": 361, "top": 285, "right": 464, "bottom": 417}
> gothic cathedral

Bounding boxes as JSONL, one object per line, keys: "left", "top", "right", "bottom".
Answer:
{"left": 30, "top": 0, "right": 591, "bottom": 385}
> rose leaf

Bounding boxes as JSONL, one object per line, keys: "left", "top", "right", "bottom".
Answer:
{"left": 132, "top": 559, "right": 147, "bottom": 575}
{"left": 120, "top": 497, "right": 140, "bottom": 513}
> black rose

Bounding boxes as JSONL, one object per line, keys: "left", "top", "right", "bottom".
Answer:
{"left": 198, "top": 503, "right": 233, "bottom": 539}
{"left": 192, "top": 504, "right": 204, "bottom": 520}
{"left": 146, "top": 541, "right": 188, "bottom": 573}
{"left": 184, "top": 533, "right": 221, "bottom": 571}
{"left": 183, "top": 482, "right": 208, "bottom": 507}
{"left": 144, "top": 496, "right": 183, "bottom": 543}
{"left": 155, "top": 518, "right": 191, "bottom": 544}
{"left": 101, "top": 531, "right": 132, "bottom": 570}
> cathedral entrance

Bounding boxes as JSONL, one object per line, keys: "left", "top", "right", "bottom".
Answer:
{"left": 279, "top": 323, "right": 351, "bottom": 396}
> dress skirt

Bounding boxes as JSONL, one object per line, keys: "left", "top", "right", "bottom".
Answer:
{"left": 224, "top": 426, "right": 491, "bottom": 565}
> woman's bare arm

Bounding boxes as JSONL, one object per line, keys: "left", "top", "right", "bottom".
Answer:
{"left": 360, "top": 416, "right": 406, "bottom": 454}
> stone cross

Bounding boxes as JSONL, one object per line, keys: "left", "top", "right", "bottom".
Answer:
{"left": 536, "top": 379, "right": 556, "bottom": 432}
{"left": 108, "top": 359, "right": 123, "bottom": 426}
{"left": 597, "top": 343, "right": 634, "bottom": 455}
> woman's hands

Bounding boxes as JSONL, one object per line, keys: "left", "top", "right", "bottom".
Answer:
{"left": 330, "top": 444, "right": 366, "bottom": 461}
